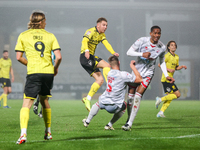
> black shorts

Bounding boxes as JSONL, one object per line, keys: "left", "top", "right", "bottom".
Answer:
{"left": 162, "top": 82, "right": 178, "bottom": 94}
{"left": 24, "top": 74, "right": 54, "bottom": 99}
{"left": 80, "top": 53, "right": 102, "bottom": 76}
{"left": 1, "top": 78, "right": 11, "bottom": 87}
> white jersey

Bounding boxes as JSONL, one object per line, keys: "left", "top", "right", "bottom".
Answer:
{"left": 99, "top": 69, "right": 136, "bottom": 108}
{"left": 127, "top": 37, "right": 166, "bottom": 78}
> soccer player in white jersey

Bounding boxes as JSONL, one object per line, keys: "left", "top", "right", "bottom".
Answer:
{"left": 122, "top": 26, "right": 175, "bottom": 131}
{"left": 82, "top": 55, "right": 142, "bottom": 130}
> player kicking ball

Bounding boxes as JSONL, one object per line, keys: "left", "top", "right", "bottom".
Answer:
{"left": 82, "top": 55, "right": 142, "bottom": 130}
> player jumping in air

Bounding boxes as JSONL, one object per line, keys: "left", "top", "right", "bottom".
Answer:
{"left": 80, "top": 17, "right": 119, "bottom": 112}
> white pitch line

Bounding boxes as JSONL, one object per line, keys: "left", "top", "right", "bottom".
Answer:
{"left": 2, "top": 134, "right": 200, "bottom": 143}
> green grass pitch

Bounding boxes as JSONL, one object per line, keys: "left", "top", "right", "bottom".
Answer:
{"left": 0, "top": 100, "right": 200, "bottom": 150}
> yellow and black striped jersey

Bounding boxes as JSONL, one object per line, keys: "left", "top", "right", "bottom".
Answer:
{"left": 0, "top": 58, "right": 12, "bottom": 79}
{"left": 161, "top": 52, "right": 179, "bottom": 82}
{"left": 81, "top": 26, "right": 115, "bottom": 55}
{"left": 15, "top": 29, "right": 61, "bottom": 75}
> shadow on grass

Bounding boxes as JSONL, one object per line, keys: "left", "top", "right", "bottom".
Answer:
{"left": 28, "top": 135, "right": 117, "bottom": 144}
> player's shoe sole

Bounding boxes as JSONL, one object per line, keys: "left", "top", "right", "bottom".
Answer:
{"left": 16, "top": 134, "right": 27, "bottom": 144}
{"left": 82, "top": 97, "right": 91, "bottom": 112}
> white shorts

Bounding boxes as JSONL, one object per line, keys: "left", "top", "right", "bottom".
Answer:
{"left": 128, "top": 76, "right": 152, "bottom": 89}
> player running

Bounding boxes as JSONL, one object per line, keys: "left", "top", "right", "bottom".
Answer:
{"left": 155, "top": 40, "right": 187, "bottom": 117}
{"left": 15, "top": 10, "right": 62, "bottom": 144}
{"left": 80, "top": 17, "right": 119, "bottom": 112}
{"left": 122, "top": 26, "right": 175, "bottom": 131}
{"left": 82, "top": 55, "right": 142, "bottom": 130}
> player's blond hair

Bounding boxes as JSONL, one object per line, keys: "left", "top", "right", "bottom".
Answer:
{"left": 28, "top": 11, "right": 45, "bottom": 29}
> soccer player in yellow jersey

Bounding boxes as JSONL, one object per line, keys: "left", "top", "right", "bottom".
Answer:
{"left": 0, "top": 50, "right": 14, "bottom": 108}
{"left": 155, "top": 41, "right": 187, "bottom": 117}
{"left": 80, "top": 17, "right": 119, "bottom": 112}
{"left": 15, "top": 10, "right": 62, "bottom": 144}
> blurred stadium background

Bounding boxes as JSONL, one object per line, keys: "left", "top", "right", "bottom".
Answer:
{"left": 0, "top": 0, "right": 199, "bottom": 100}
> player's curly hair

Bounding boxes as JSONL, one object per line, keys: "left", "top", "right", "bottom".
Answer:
{"left": 166, "top": 40, "right": 177, "bottom": 52}
{"left": 28, "top": 11, "right": 45, "bottom": 29}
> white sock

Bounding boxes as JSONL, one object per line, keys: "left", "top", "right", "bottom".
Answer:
{"left": 86, "top": 102, "right": 100, "bottom": 123}
{"left": 127, "top": 92, "right": 142, "bottom": 127}
{"left": 87, "top": 95, "right": 92, "bottom": 101}
{"left": 127, "top": 93, "right": 135, "bottom": 121}
{"left": 21, "top": 128, "right": 27, "bottom": 136}
{"left": 45, "top": 127, "right": 51, "bottom": 133}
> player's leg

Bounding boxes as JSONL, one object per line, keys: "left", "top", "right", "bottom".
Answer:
{"left": 82, "top": 102, "right": 100, "bottom": 127}
{"left": 80, "top": 54, "right": 103, "bottom": 111}
{"left": 40, "top": 95, "right": 52, "bottom": 140}
{"left": 16, "top": 74, "right": 42, "bottom": 144}
{"left": 126, "top": 84, "right": 137, "bottom": 122}
{"left": 96, "top": 59, "right": 110, "bottom": 83}
{"left": 39, "top": 74, "right": 54, "bottom": 140}
{"left": 122, "top": 77, "right": 151, "bottom": 131}
{"left": 33, "top": 95, "right": 40, "bottom": 115}
{"left": 16, "top": 98, "right": 34, "bottom": 144}
{"left": 105, "top": 102, "right": 127, "bottom": 130}
{"left": 156, "top": 82, "right": 179, "bottom": 115}
{"left": 83, "top": 72, "right": 103, "bottom": 112}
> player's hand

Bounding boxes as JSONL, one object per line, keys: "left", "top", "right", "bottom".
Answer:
{"left": 11, "top": 77, "right": 14, "bottom": 83}
{"left": 166, "top": 76, "right": 175, "bottom": 83}
{"left": 167, "top": 68, "right": 175, "bottom": 73}
{"left": 130, "top": 60, "right": 136, "bottom": 66}
{"left": 142, "top": 52, "right": 151, "bottom": 59}
{"left": 54, "top": 68, "right": 58, "bottom": 76}
{"left": 85, "top": 51, "right": 90, "bottom": 59}
{"left": 113, "top": 53, "right": 119, "bottom": 57}
{"left": 182, "top": 65, "right": 187, "bottom": 69}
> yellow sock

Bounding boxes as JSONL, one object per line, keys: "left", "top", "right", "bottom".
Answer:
{"left": 3, "top": 94, "right": 8, "bottom": 106}
{"left": 88, "top": 82, "right": 100, "bottom": 98}
{"left": 161, "top": 94, "right": 177, "bottom": 101}
{"left": 20, "top": 107, "right": 30, "bottom": 129}
{"left": 103, "top": 67, "right": 110, "bottom": 83}
{"left": 161, "top": 100, "right": 171, "bottom": 112}
{"left": 0, "top": 93, "right": 3, "bottom": 101}
{"left": 43, "top": 108, "right": 51, "bottom": 128}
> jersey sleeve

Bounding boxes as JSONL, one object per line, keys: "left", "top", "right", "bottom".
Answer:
{"left": 51, "top": 34, "right": 61, "bottom": 51}
{"left": 102, "top": 40, "right": 115, "bottom": 54}
{"left": 121, "top": 71, "right": 136, "bottom": 83}
{"left": 15, "top": 33, "right": 24, "bottom": 52}
{"left": 83, "top": 28, "right": 94, "bottom": 40}
{"left": 127, "top": 37, "right": 143, "bottom": 56}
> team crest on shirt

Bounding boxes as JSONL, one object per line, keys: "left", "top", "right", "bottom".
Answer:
{"left": 166, "top": 87, "right": 171, "bottom": 93}
{"left": 86, "top": 31, "right": 91, "bottom": 35}
{"left": 88, "top": 60, "right": 92, "bottom": 66}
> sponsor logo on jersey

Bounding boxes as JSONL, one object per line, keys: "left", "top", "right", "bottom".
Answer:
{"left": 150, "top": 44, "right": 156, "bottom": 48}
{"left": 86, "top": 31, "right": 91, "bottom": 35}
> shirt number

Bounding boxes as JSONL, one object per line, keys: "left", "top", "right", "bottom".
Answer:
{"left": 34, "top": 41, "right": 45, "bottom": 57}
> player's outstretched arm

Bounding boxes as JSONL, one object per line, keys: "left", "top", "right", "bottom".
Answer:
{"left": 130, "top": 60, "right": 142, "bottom": 83}
{"left": 16, "top": 51, "right": 27, "bottom": 66}
{"left": 102, "top": 40, "right": 118, "bottom": 56}
{"left": 176, "top": 65, "right": 187, "bottom": 70}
